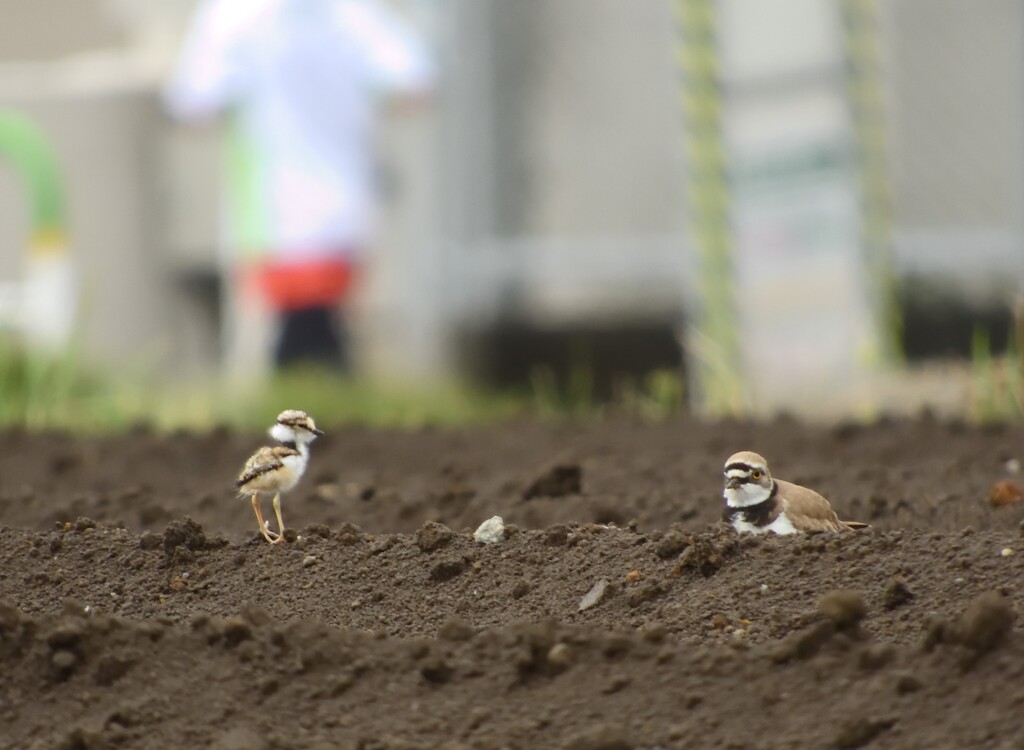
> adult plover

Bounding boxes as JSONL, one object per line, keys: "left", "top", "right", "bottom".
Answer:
{"left": 722, "top": 451, "right": 867, "bottom": 534}
{"left": 236, "top": 410, "right": 324, "bottom": 543}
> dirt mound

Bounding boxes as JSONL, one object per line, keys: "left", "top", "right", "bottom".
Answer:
{"left": 1, "top": 592, "right": 1021, "bottom": 749}
{"left": 1, "top": 416, "right": 1023, "bottom": 747}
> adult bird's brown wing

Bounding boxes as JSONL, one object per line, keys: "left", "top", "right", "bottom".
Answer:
{"left": 775, "top": 479, "right": 847, "bottom": 533}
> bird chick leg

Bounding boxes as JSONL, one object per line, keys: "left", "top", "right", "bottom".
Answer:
{"left": 271, "top": 492, "right": 287, "bottom": 543}
{"left": 251, "top": 493, "right": 280, "bottom": 543}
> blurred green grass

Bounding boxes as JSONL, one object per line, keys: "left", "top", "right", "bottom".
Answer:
{"left": 5, "top": 314, "right": 1019, "bottom": 431}
{"left": 0, "top": 336, "right": 686, "bottom": 432}
{"left": 0, "top": 340, "right": 518, "bottom": 431}
{"left": 969, "top": 325, "right": 1024, "bottom": 423}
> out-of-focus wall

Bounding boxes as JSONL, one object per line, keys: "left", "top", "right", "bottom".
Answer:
{"left": 1, "top": 0, "right": 1022, "bottom": 385}
{"left": 488, "top": 0, "right": 686, "bottom": 239}
{"left": 882, "top": 0, "right": 1024, "bottom": 298}
{"left": 0, "top": 0, "right": 124, "bottom": 61}
{"left": 440, "top": 0, "right": 690, "bottom": 336}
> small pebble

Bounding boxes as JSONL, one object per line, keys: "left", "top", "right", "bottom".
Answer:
{"left": 547, "top": 643, "right": 572, "bottom": 669}
{"left": 473, "top": 516, "right": 505, "bottom": 544}
{"left": 579, "top": 579, "right": 610, "bottom": 611}
{"left": 302, "top": 555, "right": 318, "bottom": 568}
{"left": 1000, "top": 548, "right": 1014, "bottom": 557}
{"left": 1007, "top": 458, "right": 1021, "bottom": 475}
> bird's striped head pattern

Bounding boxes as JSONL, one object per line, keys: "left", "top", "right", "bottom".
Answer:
{"left": 723, "top": 451, "right": 774, "bottom": 507}
{"left": 270, "top": 409, "right": 324, "bottom": 445}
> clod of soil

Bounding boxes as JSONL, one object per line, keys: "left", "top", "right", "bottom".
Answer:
{"left": 923, "top": 591, "right": 1016, "bottom": 662}
{"left": 523, "top": 462, "right": 582, "bottom": 499}
{"left": 883, "top": 577, "right": 915, "bottom": 610}
{"left": 162, "top": 516, "right": 211, "bottom": 552}
{"left": 416, "top": 520, "right": 455, "bottom": 552}
{"left": 819, "top": 590, "right": 868, "bottom": 629}
{"left": 833, "top": 716, "right": 898, "bottom": 749}
{"left": 955, "top": 591, "right": 1015, "bottom": 653}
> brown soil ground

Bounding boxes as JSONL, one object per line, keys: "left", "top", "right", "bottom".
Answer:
{"left": 1, "top": 416, "right": 1023, "bottom": 748}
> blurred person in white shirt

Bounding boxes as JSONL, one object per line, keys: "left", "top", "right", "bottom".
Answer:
{"left": 165, "top": 0, "right": 434, "bottom": 371}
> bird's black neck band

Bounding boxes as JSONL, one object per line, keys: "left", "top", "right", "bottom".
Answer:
{"left": 723, "top": 481, "right": 778, "bottom": 526}
{"left": 282, "top": 440, "right": 297, "bottom": 451}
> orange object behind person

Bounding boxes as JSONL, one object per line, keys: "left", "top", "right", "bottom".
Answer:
{"left": 256, "top": 256, "right": 358, "bottom": 312}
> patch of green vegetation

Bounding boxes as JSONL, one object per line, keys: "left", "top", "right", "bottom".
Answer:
{"left": 208, "top": 368, "right": 524, "bottom": 430}
{"left": 0, "top": 334, "right": 523, "bottom": 431}
{"left": 969, "top": 323, "right": 1023, "bottom": 423}
{"left": 0, "top": 331, "right": 692, "bottom": 432}
{"left": 0, "top": 336, "right": 111, "bottom": 430}
{"left": 0, "top": 345, "right": 522, "bottom": 432}
{"left": 530, "top": 364, "right": 685, "bottom": 420}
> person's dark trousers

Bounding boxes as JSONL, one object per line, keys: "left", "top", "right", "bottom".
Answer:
{"left": 273, "top": 305, "right": 349, "bottom": 372}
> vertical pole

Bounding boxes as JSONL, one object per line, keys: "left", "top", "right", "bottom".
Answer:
{"left": 676, "top": 0, "right": 744, "bottom": 416}
{"left": 0, "top": 110, "right": 67, "bottom": 254}
{"left": 0, "top": 110, "right": 76, "bottom": 349}
{"left": 842, "top": 0, "right": 901, "bottom": 367}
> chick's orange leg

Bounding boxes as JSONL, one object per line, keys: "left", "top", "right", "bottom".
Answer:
{"left": 251, "top": 493, "right": 280, "bottom": 543}
{"left": 271, "top": 493, "right": 287, "bottom": 544}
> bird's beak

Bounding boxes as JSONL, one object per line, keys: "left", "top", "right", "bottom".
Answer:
{"left": 313, "top": 428, "right": 325, "bottom": 437}
{"left": 725, "top": 477, "right": 741, "bottom": 491}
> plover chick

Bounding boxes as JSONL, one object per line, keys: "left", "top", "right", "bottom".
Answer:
{"left": 722, "top": 451, "right": 867, "bottom": 535}
{"left": 235, "top": 410, "right": 324, "bottom": 544}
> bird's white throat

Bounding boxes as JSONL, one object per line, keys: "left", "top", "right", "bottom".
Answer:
{"left": 270, "top": 422, "right": 315, "bottom": 446}
{"left": 724, "top": 482, "right": 773, "bottom": 508}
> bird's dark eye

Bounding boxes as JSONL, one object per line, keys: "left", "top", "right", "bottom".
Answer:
{"left": 751, "top": 470, "right": 762, "bottom": 480}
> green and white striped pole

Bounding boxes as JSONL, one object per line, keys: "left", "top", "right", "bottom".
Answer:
{"left": 0, "top": 110, "right": 76, "bottom": 347}
{"left": 676, "top": 0, "right": 745, "bottom": 416}
{"left": 842, "top": 0, "right": 900, "bottom": 367}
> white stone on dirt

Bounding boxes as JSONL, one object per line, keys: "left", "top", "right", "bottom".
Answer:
{"left": 474, "top": 516, "right": 506, "bottom": 544}
{"left": 547, "top": 642, "right": 572, "bottom": 667}
{"left": 579, "top": 579, "right": 610, "bottom": 611}
{"left": 1007, "top": 459, "right": 1021, "bottom": 475}
{"left": 1000, "top": 547, "right": 1014, "bottom": 557}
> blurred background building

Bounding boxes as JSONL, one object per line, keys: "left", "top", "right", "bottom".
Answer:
{"left": 0, "top": 0, "right": 1022, "bottom": 415}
